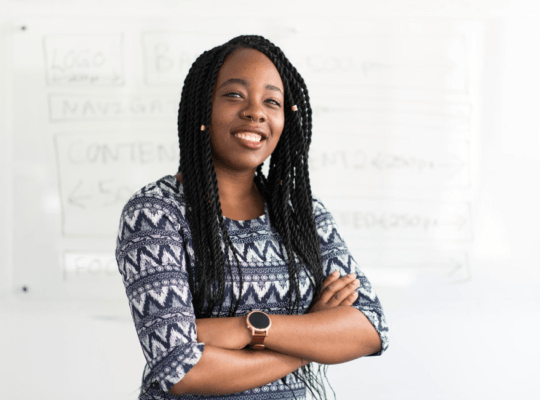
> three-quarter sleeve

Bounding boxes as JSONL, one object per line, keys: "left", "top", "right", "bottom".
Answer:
{"left": 313, "top": 197, "right": 390, "bottom": 356}
{"left": 115, "top": 188, "right": 204, "bottom": 393}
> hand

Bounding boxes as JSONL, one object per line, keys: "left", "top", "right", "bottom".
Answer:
{"left": 308, "top": 271, "right": 360, "bottom": 313}
{"left": 196, "top": 317, "right": 252, "bottom": 350}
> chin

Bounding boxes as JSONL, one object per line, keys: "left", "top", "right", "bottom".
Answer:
{"left": 213, "top": 158, "right": 265, "bottom": 173}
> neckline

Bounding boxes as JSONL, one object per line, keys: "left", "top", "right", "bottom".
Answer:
{"left": 166, "top": 174, "right": 269, "bottom": 226}
{"left": 222, "top": 202, "right": 269, "bottom": 225}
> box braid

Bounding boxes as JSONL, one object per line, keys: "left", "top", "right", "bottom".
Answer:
{"left": 172, "top": 35, "right": 334, "bottom": 399}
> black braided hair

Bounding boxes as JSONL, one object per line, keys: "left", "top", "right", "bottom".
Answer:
{"left": 141, "top": 34, "right": 334, "bottom": 400}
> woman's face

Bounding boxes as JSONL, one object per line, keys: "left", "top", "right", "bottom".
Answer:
{"left": 209, "top": 47, "right": 285, "bottom": 174}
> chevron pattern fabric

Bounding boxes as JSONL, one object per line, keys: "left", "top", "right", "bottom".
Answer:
{"left": 116, "top": 175, "right": 389, "bottom": 399}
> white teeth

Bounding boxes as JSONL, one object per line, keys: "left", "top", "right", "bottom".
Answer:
{"left": 234, "top": 132, "right": 263, "bottom": 142}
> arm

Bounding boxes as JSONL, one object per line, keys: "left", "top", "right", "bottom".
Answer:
{"left": 265, "top": 271, "right": 382, "bottom": 363}
{"left": 115, "top": 191, "right": 206, "bottom": 394}
{"left": 195, "top": 273, "right": 382, "bottom": 364}
{"left": 264, "top": 306, "right": 381, "bottom": 364}
{"left": 169, "top": 346, "right": 308, "bottom": 396}
{"left": 117, "top": 188, "right": 311, "bottom": 396}
{"left": 196, "top": 197, "right": 390, "bottom": 363}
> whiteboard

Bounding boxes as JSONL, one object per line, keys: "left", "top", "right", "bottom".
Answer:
{"left": 2, "top": 4, "right": 540, "bottom": 400}
{"left": 4, "top": 17, "right": 483, "bottom": 300}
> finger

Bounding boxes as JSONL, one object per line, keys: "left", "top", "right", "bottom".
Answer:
{"left": 327, "top": 279, "right": 360, "bottom": 306}
{"left": 318, "top": 274, "right": 357, "bottom": 304}
{"left": 321, "top": 271, "right": 340, "bottom": 291}
{"left": 339, "top": 290, "right": 359, "bottom": 307}
{"left": 314, "top": 272, "right": 340, "bottom": 303}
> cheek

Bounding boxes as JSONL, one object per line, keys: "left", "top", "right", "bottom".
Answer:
{"left": 210, "top": 103, "right": 236, "bottom": 129}
{"left": 272, "top": 115, "right": 285, "bottom": 141}
{"left": 277, "top": 115, "right": 285, "bottom": 131}
{"left": 270, "top": 109, "right": 285, "bottom": 130}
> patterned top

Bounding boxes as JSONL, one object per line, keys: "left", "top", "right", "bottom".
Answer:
{"left": 115, "top": 175, "right": 389, "bottom": 400}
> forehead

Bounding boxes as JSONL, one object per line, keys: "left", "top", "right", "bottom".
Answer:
{"left": 215, "top": 48, "right": 284, "bottom": 91}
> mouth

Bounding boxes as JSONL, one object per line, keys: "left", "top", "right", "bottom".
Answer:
{"left": 231, "top": 130, "right": 268, "bottom": 150}
{"left": 233, "top": 131, "right": 266, "bottom": 143}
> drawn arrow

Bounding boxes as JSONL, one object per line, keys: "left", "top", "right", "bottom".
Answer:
{"left": 437, "top": 153, "right": 465, "bottom": 179}
{"left": 366, "top": 257, "right": 469, "bottom": 281}
{"left": 68, "top": 179, "right": 91, "bottom": 209}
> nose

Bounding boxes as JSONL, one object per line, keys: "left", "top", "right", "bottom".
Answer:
{"left": 242, "top": 103, "right": 265, "bottom": 123}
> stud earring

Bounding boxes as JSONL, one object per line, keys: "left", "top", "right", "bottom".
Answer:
{"left": 242, "top": 110, "right": 255, "bottom": 122}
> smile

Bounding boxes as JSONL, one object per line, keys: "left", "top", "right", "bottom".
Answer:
{"left": 233, "top": 132, "right": 264, "bottom": 142}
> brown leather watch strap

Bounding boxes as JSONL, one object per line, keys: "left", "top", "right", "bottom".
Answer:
{"left": 250, "top": 331, "right": 266, "bottom": 349}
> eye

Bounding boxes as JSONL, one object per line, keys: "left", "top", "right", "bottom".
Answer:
{"left": 266, "top": 99, "right": 281, "bottom": 107}
{"left": 224, "top": 92, "right": 242, "bottom": 98}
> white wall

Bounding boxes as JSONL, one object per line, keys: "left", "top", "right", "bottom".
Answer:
{"left": 0, "top": 17, "right": 13, "bottom": 297}
{"left": 1, "top": 1, "right": 539, "bottom": 399}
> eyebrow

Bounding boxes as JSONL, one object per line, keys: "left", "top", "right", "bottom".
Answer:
{"left": 218, "top": 78, "right": 283, "bottom": 95}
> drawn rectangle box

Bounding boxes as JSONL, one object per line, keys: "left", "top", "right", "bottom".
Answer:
{"left": 283, "top": 34, "right": 469, "bottom": 94}
{"left": 43, "top": 34, "right": 124, "bottom": 86}
{"left": 312, "top": 98, "right": 472, "bottom": 137}
{"left": 326, "top": 197, "right": 473, "bottom": 242}
{"left": 63, "top": 252, "right": 118, "bottom": 281}
{"left": 142, "top": 32, "right": 226, "bottom": 86}
{"left": 309, "top": 133, "right": 471, "bottom": 196}
{"left": 355, "top": 249, "right": 470, "bottom": 286}
{"left": 48, "top": 93, "right": 178, "bottom": 122}
{"left": 54, "top": 132, "right": 178, "bottom": 237}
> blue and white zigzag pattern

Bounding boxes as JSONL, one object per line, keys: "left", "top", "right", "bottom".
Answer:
{"left": 116, "top": 175, "right": 389, "bottom": 399}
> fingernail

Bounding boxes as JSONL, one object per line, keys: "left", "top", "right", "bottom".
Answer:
{"left": 332, "top": 270, "right": 339, "bottom": 276}
{"left": 347, "top": 273, "right": 355, "bottom": 278}
{"left": 354, "top": 279, "right": 360, "bottom": 286}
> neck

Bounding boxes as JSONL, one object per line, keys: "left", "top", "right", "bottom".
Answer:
{"left": 175, "top": 169, "right": 258, "bottom": 200}
{"left": 214, "top": 167, "right": 266, "bottom": 220}
{"left": 175, "top": 166, "right": 264, "bottom": 220}
{"left": 214, "top": 168, "right": 258, "bottom": 203}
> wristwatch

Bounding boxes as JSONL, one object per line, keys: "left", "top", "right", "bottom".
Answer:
{"left": 246, "top": 310, "right": 272, "bottom": 349}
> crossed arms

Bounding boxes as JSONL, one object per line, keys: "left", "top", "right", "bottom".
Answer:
{"left": 168, "top": 271, "right": 383, "bottom": 396}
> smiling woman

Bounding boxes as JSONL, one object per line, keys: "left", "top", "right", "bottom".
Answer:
{"left": 208, "top": 48, "right": 285, "bottom": 202}
{"left": 115, "top": 35, "right": 389, "bottom": 400}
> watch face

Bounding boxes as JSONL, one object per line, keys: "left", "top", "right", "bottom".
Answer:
{"left": 249, "top": 312, "right": 270, "bottom": 329}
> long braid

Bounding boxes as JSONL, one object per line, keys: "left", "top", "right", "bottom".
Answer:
{"left": 261, "top": 46, "right": 325, "bottom": 308}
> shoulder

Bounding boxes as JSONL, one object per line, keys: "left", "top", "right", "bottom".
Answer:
{"left": 311, "top": 195, "right": 326, "bottom": 216}
{"left": 311, "top": 195, "right": 334, "bottom": 226}
{"left": 123, "top": 175, "right": 184, "bottom": 209}
{"left": 117, "top": 175, "right": 188, "bottom": 235}
{"left": 126, "top": 174, "right": 183, "bottom": 203}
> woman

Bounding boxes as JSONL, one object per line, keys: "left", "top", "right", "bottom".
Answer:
{"left": 116, "top": 35, "right": 389, "bottom": 400}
